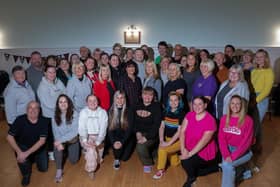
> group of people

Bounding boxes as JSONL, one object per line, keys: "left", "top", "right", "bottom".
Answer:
{"left": 3, "top": 42, "right": 274, "bottom": 187}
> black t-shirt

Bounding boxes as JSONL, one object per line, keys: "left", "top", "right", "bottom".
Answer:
{"left": 132, "top": 102, "right": 162, "bottom": 140}
{"left": 163, "top": 109, "right": 185, "bottom": 138}
{"left": 8, "top": 114, "right": 49, "bottom": 151}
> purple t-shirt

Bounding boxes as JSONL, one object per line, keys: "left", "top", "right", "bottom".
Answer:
{"left": 184, "top": 111, "right": 217, "bottom": 161}
{"left": 192, "top": 75, "right": 217, "bottom": 99}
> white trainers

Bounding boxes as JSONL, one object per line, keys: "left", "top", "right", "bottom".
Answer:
{"left": 153, "top": 170, "right": 165, "bottom": 179}
{"left": 48, "top": 152, "right": 55, "bottom": 161}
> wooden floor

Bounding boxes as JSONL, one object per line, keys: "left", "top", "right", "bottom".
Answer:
{"left": 0, "top": 113, "right": 280, "bottom": 187}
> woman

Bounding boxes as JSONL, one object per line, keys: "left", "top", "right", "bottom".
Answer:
{"left": 180, "top": 96, "right": 219, "bottom": 187}
{"left": 251, "top": 49, "right": 274, "bottom": 122}
{"left": 241, "top": 50, "right": 254, "bottom": 71}
{"left": 192, "top": 59, "right": 218, "bottom": 113}
{"left": 215, "top": 64, "right": 249, "bottom": 120}
{"left": 85, "top": 57, "right": 99, "bottom": 85}
{"left": 183, "top": 53, "right": 201, "bottom": 109}
{"left": 108, "top": 91, "right": 135, "bottom": 170}
{"left": 219, "top": 95, "right": 254, "bottom": 187}
{"left": 199, "top": 49, "right": 210, "bottom": 63}
{"left": 162, "top": 63, "right": 187, "bottom": 109}
{"left": 78, "top": 94, "right": 108, "bottom": 178}
{"left": 180, "top": 55, "right": 188, "bottom": 73}
{"left": 159, "top": 56, "right": 171, "bottom": 86}
{"left": 100, "top": 52, "right": 110, "bottom": 66}
{"left": 69, "top": 54, "right": 80, "bottom": 66}
{"left": 124, "top": 48, "right": 134, "bottom": 62}
{"left": 4, "top": 65, "right": 35, "bottom": 126}
{"left": 143, "top": 60, "right": 163, "bottom": 101}
{"left": 153, "top": 92, "right": 185, "bottom": 179}
{"left": 52, "top": 94, "right": 79, "bottom": 182}
{"left": 66, "top": 62, "right": 92, "bottom": 112}
{"left": 131, "top": 87, "right": 161, "bottom": 173}
{"left": 56, "top": 58, "right": 72, "bottom": 86}
{"left": 93, "top": 64, "right": 116, "bottom": 111}
{"left": 119, "top": 60, "right": 142, "bottom": 106}
{"left": 37, "top": 65, "right": 66, "bottom": 160}
{"left": 46, "top": 55, "right": 57, "bottom": 67}
{"left": 38, "top": 65, "right": 66, "bottom": 119}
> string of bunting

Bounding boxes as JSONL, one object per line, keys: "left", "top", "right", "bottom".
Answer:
{"left": 3, "top": 53, "right": 70, "bottom": 63}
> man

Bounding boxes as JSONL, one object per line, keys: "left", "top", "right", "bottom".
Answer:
{"left": 7, "top": 101, "right": 49, "bottom": 186}
{"left": 133, "top": 48, "right": 146, "bottom": 84}
{"left": 26, "top": 51, "right": 44, "bottom": 95}
{"left": 155, "top": 41, "right": 168, "bottom": 65}
{"left": 214, "top": 52, "right": 229, "bottom": 85}
{"left": 79, "top": 46, "right": 90, "bottom": 63}
{"left": 224, "top": 44, "right": 236, "bottom": 68}
{"left": 4, "top": 65, "right": 35, "bottom": 126}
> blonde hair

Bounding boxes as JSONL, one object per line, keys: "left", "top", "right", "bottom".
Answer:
{"left": 72, "top": 61, "right": 85, "bottom": 75}
{"left": 168, "top": 62, "right": 181, "bottom": 80}
{"left": 255, "top": 49, "right": 271, "bottom": 69}
{"left": 200, "top": 59, "right": 215, "bottom": 72}
{"left": 225, "top": 95, "right": 247, "bottom": 128}
{"left": 229, "top": 64, "right": 245, "bottom": 82}
{"left": 108, "top": 91, "right": 128, "bottom": 130}
{"left": 145, "top": 60, "right": 159, "bottom": 79}
{"left": 98, "top": 64, "right": 112, "bottom": 83}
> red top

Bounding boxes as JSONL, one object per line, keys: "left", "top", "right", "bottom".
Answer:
{"left": 86, "top": 71, "right": 99, "bottom": 84}
{"left": 93, "top": 79, "right": 115, "bottom": 111}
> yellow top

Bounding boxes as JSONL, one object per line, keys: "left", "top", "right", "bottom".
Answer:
{"left": 251, "top": 68, "right": 274, "bottom": 103}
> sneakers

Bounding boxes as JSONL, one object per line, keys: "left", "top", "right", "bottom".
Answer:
{"left": 143, "top": 165, "right": 152, "bottom": 173}
{"left": 153, "top": 170, "right": 165, "bottom": 179}
{"left": 88, "top": 172, "right": 95, "bottom": 180}
{"left": 113, "top": 160, "right": 120, "bottom": 170}
{"left": 55, "top": 169, "right": 63, "bottom": 183}
{"left": 21, "top": 175, "right": 30, "bottom": 186}
{"left": 48, "top": 152, "right": 55, "bottom": 161}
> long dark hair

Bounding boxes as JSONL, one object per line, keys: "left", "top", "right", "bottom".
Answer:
{"left": 55, "top": 94, "right": 74, "bottom": 126}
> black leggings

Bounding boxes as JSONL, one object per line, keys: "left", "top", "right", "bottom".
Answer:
{"left": 181, "top": 154, "right": 219, "bottom": 181}
{"left": 112, "top": 137, "right": 135, "bottom": 161}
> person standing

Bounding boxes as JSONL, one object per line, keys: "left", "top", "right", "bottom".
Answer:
{"left": 4, "top": 65, "right": 35, "bottom": 126}
{"left": 26, "top": 51, "right": 44, "bottom": 97}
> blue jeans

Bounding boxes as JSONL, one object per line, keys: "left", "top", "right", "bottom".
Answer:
{"left": 221, "top": 146, "right": 253, "bottom": 187}
{"left": 257, "top": 96, "right": 269, "bottom": 123}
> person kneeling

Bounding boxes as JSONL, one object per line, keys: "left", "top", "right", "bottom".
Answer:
{"left": 180, "top": 97, "right": 219, "bottom": 187}
{"left": 108, "top": 91, "right": 135, "bottom": 170}
{"left": 7, "top": 101, "right": 49, "bottom": 186}
{"left": 219, "top": 95, "right": 254, "bottom": 187}
{"left": 78, "top": 95, "right": 108, "bottom": 179}
{"left": 153, "top": 92, "right": 185, "bottom": 179}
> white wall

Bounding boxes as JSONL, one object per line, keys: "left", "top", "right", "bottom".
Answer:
{"left": 1, "top": 0, "right": 280, "bottom": 48}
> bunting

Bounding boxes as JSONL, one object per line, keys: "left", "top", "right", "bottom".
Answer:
{"left": 2, "top": 53, "right": 70, "bottom": 64}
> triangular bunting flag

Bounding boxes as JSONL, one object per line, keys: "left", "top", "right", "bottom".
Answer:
{"left": 13, "top": 55, "right": 19, "bottom": 62}
{"left": 19, "top": 56, "right": 25, "bottom": 63}
{"left": 25, "top": 57, "right": 31, "bottom": 63}
{"left": 4, "top": 53, "right": 10, "bottom": 61}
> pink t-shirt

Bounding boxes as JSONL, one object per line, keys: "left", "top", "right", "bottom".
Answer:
{"left": 218, "top": 115, "right": 253, "bottom": 161}
{"left": 184, "top": 111, "right": 217, "bottom": 161}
